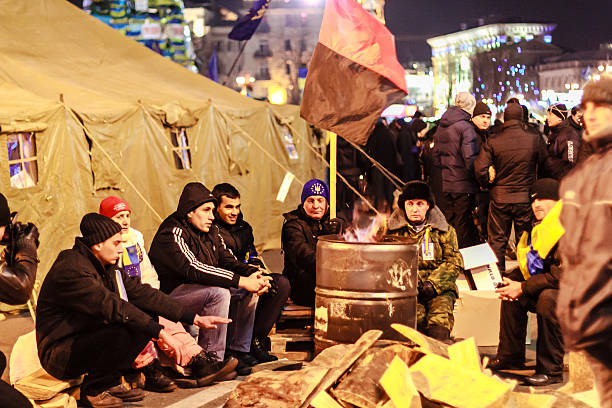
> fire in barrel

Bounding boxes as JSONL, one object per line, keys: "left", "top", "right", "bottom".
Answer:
{"left": 314, "top": 230, "right": 418, "bottom": 353}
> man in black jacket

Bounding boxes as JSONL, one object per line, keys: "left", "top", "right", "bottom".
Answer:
{"left": 0, "top": 193, "right": 38, "bottom": 408}
{"left": 212, "top": 183, "right": 290, "bottom": 363}
{"left": 36, "top": 213, "right": 231, "bottom": 408}
{"left": 432, "top": 92, "right": 480, "bottom": 248}
{"left": 545, "top": 104, "right": 581, "bottom": 180}
{"left": 282, "top": 179, "right": 338, "bottom": 307}
{"left": 489, "top": 179, "right": 565, "bottom": 386}
{"left": 149, "top": 182, "right": 270, "bottom": 375}
{"left": 474, "top": 103, "right": 549, "bottom": 272}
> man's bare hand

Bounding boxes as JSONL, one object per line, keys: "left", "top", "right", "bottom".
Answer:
{"left": 239, "top": 274, "right": 267, "bottom": 293}
{"left": 194, "top": 315, "right": 232, "bottom": 329}
{"left": 157, "top": 329, "right": 184, "bottom": 359}
{"left": 495, "top": 277, "right": 523, "bottom": 301}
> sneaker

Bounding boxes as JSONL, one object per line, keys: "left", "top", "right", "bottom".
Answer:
{"left": 107, "top": 383, "right": 145, "bottom": 402}
{"left": 80, "top": 390, "right": 124, "bottom": 408}
{"left": 251, "top": 337, "right": 278, "bottom": 364}
{"left": 188, "top": 351, "right": 239, "bottom": 387}
{"left": 141, "top": 359, "right": 177, "bottom": 393}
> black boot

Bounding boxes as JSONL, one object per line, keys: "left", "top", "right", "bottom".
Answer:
{"left": 188, "top": 351, "right": 238, "bottom": 386}
{"left": 251, "top": 337, "right": 278, "bottom": 364}
{"left": 225, "top": 350, "right": 255, "bottom": 376}
{"left": 425, "top": 325, "right": 453, "bottom": 344}
{"left": 141, "top": 359, "right": 176, "bottom": 393}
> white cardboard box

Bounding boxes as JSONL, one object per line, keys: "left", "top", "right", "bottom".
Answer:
{"left": 459, "top": 243, "right": 503, "bottom": 290}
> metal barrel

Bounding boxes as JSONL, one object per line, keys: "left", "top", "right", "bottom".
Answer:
{"left": 314, "top": 235, "right": 419, "bottom": 353}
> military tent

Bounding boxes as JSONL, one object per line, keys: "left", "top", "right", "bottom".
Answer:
{"left": 0, "top": 0, "right": 323, "bottom": 289}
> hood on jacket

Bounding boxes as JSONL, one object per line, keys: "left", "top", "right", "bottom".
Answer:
{"left": 177, "top": 182, "right": 217, "bottom": 218}
{"left": 439, "top": 106, "right": 471, "bottom": 128}
{"left": 387, "top": 205, "right": 449, "bottom": 233}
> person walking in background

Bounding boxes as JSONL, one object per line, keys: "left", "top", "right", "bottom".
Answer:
{"left": 471, "top": 102, "right": 492, "bottom": 241}
{"left": 432, "top": 92, "right": 481, "bottom": 248}
{"left": 545, "top": 104, "right": 581, "bottom": 179}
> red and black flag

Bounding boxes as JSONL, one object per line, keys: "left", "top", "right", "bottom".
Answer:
{"left": 300, "top": 0, "right": 407, "bottom": 146}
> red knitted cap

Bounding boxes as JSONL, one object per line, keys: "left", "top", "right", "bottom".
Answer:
{"left": 99, "top": 196, "right": 131, "bottom": 219}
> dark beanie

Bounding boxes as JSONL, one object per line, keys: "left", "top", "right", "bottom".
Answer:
{"left": 582, "top": 75, "right": 612, "bottom": 106}
{"left": 409, "top": 118, "right": 427, "bottom": 134}
{"left": 0, "top": 193, "right": 9, "bottom": 227}
{"left": 530, "top": 179, "right": 559, "bottom": 202}
{"left": 472, "top": 102, "right": 491, "bottom": 117}
{"left": 504, "top": 103, "right": 523, "bottom": 122}
{"left": 398, "top": 181, "right": 435, "bottom": 211}
{"left": 548, "top": 104, "right": 567, "bottom": 121}
{"left": 80, "top": 213, "right": 122, "bottom": 247}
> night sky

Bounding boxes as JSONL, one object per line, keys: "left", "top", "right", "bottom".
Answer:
{"left": 385, "top": 0, "right": 612, "bottom": 62}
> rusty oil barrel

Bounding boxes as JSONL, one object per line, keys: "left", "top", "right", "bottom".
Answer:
{"left": 314, "top": 235, "right": 418, "bottom": 353}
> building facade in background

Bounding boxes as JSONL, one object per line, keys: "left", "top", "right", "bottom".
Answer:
{"left": 427, "top": 21, "right": 556, "bottom": 114}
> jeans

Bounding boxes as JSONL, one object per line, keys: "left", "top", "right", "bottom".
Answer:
{"left": 169, "top": 284, "right": 258, "bottom": 360}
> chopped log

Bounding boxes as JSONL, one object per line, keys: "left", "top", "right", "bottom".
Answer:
{"left": 507, "top": 392, "right": 556, "bottom": 407}
{"left": 391, "top": 324, "right": 449, "bottom": 358}
{"left": 223, "top": 366, "right": 329, "bottom": 408}
{"left": 298, "top": 330, "right": 383, "bottom": 408}
{"left": 409, "top": 354, "right": 515, "bottom": 407}
{"left": 332, "top": 344, "right": 419, "bottom": 408}
{"left": 558, "top": 351, "right": 594, "bottom": 394}
{"left": 251, "top": 359, "right": 303, "bottom": 373}
{"left": 447, "top": 338, "right": 481, "bottom": 373}
{"left": 379, "top": 356, "right": 421, "bottom": 408}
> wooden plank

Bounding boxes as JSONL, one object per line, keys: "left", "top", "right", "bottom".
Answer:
{"left": 311, "top": 391, "right": 345, "bottom": 408}
{"left": 298, "top": 330, "right": 383, "bottom": 408}
{"left": 447, "top": 337, "right": 481, "bottom": 373}
{"left": 379, "top": 356, "right": 422, "bottom": 408}
{"left": 558, "top": 351, "right": 594, "bottom": 394}
{"left": 391, "top": 324, "right": 449, "bottom": 358}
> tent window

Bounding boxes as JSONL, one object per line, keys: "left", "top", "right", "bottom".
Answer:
{"left": 7, "top": 132, "right": 39, "bottom": 189}
{"left": 281, "top": 126, "right": 298, "bottom": 160}
{"left": 170, "top": 127, "right": 192, "bottom": 170}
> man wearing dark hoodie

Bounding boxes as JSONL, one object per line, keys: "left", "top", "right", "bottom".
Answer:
{"left": 474, "top": 103, "right": 549, "bottom": 272}
{"left": 211, "top": 183, "right": 290, "bottom": 364}
{"left": 149, "top": 182, "right": 270, "bottom": 375}
{"left": 544, "top": 103, "right": 581, "bottom": 180}
{"left": 557, "top": 75, "right": 612, "bottom": 407}
{"left": 432, "top": 92, "right": 480, "bottom": 249}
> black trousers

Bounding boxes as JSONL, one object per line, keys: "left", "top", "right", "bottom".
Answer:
{"left": 43, "top": 325, "right": 151, "bottom": 396}
{"left": 439, "top": 192, "right": 480, "bottom": 249}
{"left": 475, "top": 191, "right": 490, "bottom": 242}
{"left": 253, "top": 274, "right": 290, "bottom": 339}
{"left": 497, "top": 269, "right": 565, "bottom": 375}
{"left": 488, "top": 201, "right": 533, "bottom": 272}
{"left": 0, "top": 351, "right": 32, "bottom": 408}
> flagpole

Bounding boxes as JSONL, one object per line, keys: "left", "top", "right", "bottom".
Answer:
{"left": 223, "top": 41, "right": 248, "bottom": 86}
{"left": 329, "top": 131, "right": 337, "bottom": 219}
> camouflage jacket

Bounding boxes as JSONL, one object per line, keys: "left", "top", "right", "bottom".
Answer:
{"left": 388, "top": 206, "right": 463, "bottom": 296}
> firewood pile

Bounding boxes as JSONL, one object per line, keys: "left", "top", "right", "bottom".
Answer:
{"left": 224, "top": 325, "right": 599, "bottom": 408}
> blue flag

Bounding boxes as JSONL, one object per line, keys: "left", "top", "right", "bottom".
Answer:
{"left": 228, "top": 0, "right": 270, "bottom": 41}
{"left": 209, "top": 48, "right": 219, "bottom": 83}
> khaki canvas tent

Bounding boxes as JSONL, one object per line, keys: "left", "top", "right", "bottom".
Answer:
{"left": 0, "top": 0, "right": 323, "bottom": 291}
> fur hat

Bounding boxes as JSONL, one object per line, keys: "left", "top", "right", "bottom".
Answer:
{"left": 301, "top": 179, "right": 329, "bottom": 204}
{"left": 80, "top": 213, "right": 122, "bottom": 247}
{"left": 0, "top": 193, "right": 9, "bottom": 227}
{"left": 582, "top": 75, "right": 612, "bottom": 106}
{"left": 398, "top": 181, "right": 435, "bottom": 211}
{"left": 455, "top": 92, "right": 477, "bottom": 115}
{"left": 530, "top": 178, "right": 559, "bottom": 202}
{"left": 99, "top": 196, "right": 131, "bottom": 219}
{"left": 472, "top": 102, "right": 491, "bottom": 118}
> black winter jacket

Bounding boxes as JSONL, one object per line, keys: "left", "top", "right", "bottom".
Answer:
{"left": 474, "top": 120, "right": 549, "bottom": 203}
{"left": 281, "top": 206, "right": 336, "bottom": 307}
{"left": 36, "top": 238, "right": 194, "bottom": 378}
{"left": 546, "top": 119, "right": 581, "bottom": 180}
{"left": 432, "top": 106, "right": 480, "bottom": 193}
{"left": 0, "top": 225, "right": 38, "bottom": 305}
{"left": 214, "top": 213, "right": 263, "bottom": 267}
{"left": 149, "top": 184, "right": 256, "bottom": 294}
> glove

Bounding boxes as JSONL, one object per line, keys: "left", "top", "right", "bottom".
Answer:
{"left": 417, "top": 281, "right": 437, "bottom": 304}
{"left": 13, "top": 223, "right": 39, "bottom": 263}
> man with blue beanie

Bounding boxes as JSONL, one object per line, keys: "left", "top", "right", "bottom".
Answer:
{"left": 281, "top": 179, "right": 339, "bottom": 306}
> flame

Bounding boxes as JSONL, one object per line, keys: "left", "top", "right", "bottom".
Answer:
{"left": 341, "top": 206, "right": 388, "bottom": 243}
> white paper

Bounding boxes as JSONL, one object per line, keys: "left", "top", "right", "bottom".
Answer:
{"left": 459, "top": 243, "right": 498, "bottom": 269}
{"left": 275, "top": 172, "right": 295, "bottom": 202}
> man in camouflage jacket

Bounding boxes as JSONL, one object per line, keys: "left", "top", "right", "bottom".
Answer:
{"left": 388, "top": 181, "right": 463, "bottom": 341}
